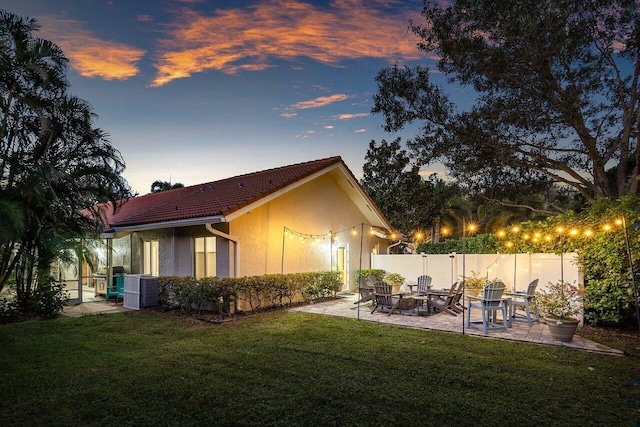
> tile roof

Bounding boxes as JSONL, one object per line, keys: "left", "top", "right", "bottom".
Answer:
{"left": 102, "top": 156, "right": 353, "bottom": 231}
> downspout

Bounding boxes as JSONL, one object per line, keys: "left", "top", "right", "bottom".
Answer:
{"left": 205, "top": 223, "right": 239, "bottom": 278}
{"left": 387, "top": 240, "right": 403, "bottom": 254}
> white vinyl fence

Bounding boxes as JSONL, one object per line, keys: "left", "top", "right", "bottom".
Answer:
{"left": 371, "top": 253, "right": 582, "bottom": 293}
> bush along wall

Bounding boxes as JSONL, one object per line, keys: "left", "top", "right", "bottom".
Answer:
{"left": 353, "top": 269, "right": 385, "bottom": 285}
{"left": 157, "top": 271, "right": 341, "bottom": 315}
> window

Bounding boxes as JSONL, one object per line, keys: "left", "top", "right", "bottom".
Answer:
{"left": 143, "top": 240, "right": 159, "bottom": 276}
{"left": 195, "top": 236, "right": 216, "bottom": 278}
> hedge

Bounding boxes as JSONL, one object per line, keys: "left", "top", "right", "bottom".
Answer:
{"left": 157, "top": 271, "right": 341, "bottom": 314}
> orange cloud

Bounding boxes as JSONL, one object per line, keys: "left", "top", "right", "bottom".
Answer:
{"left": 290, "top": 94, "right": 349, "bottom": 110}
{"left": 38, "top": 17, "right": 145, "bottom": 80}
{"left": 152, "top": 0, "right": 421, "bottom": 86}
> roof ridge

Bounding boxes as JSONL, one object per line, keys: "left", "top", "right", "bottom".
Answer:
{"left": 179, "top": 156, "right": 343, "bottom": 189}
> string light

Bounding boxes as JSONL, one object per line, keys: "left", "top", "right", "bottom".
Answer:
{"left": 283, "top": 223, "right": 397, "bottom": 244}
{"left": 495, "top": 217, "right": 625, "bottom": 253}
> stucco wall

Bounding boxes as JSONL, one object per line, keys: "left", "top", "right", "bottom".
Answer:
{"left": 229, "top": 172, "right": 387, "bottom": 290}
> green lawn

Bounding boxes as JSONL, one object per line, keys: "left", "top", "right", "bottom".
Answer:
{"left": 0, "top": 310, "right": 638, "bottom": 426}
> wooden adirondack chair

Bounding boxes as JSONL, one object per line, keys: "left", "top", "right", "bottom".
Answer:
{"left": 428, "top": 281, "right": 459, "bottom": 316}
{"left": 371, "top": 282, "right": 404, "bottom": 316}
{"left": 354, "top": 276, "right": 375, "bottom": 305}
{"left": 505, "top": 279, "right": 540, "bottom": 326}
{"left": 416, "top": 275, "right": 432, "bottom": 294}
{"left": 450, "top": 281, "right": 465, "bottom": 313}
{"left": 466, "top": 281, "right": 508, "bottom": 335}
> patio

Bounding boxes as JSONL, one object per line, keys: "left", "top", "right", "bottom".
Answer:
{"left": 291, "top": 293, "right": 624, "bottom": 356}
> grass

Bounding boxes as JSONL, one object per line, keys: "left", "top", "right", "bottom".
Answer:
{"left": 0, "top": 310, "right": 638, "bottom": 426}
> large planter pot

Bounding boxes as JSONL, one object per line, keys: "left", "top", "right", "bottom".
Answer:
{"left": 545, "top": 317, "right": 579, "bottom": 342}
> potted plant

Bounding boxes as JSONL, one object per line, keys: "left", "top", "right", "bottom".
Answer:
{"left": 383, "top": 272, "right": 405, "bottom": 293}
{"left": 463, "top": 270, "right": 490, "bottom": 297}
{"left": 536, "top": 281, "right": 585, "bottom": 342}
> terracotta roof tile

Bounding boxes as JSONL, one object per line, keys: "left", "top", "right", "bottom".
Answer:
{"left": 103, "top": 156, "right": 344, "bottom": 230}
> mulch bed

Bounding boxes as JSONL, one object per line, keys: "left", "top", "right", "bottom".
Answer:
{"left": 576, "top": 324, "right": 640, "bottom": 357}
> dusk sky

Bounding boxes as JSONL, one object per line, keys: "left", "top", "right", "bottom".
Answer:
{"left": 4, "top": 0, "right": 460, "bottom": 195}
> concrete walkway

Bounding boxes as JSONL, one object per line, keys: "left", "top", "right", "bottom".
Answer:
{"left": 291, "top": 294, "right": 624, "bottom": 356}
{"left": 63, "top": 301, "right": 130, "bottom": 317}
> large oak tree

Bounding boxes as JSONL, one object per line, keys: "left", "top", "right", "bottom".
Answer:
{"left": 373, "top": 0, "right": 640, "bottom": 207}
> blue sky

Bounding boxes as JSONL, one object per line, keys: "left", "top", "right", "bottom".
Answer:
{"left": 4, "top": 0, "right": 453, "bottom": 195}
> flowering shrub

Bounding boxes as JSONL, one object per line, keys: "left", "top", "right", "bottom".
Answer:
{"left": 537, "top": 281, "right": 585, "bottom": 320}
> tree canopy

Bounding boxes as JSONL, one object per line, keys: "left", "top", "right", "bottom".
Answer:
{"left": 361, "top": 138, "right": 432, "bottom": 237}
{"left": 0, "top": 10, "right": 131, "bottom": 316}
{"left": 150, "top": 180, "right": 184, "bottom": 193}
{"left": 373, "top": 0, "right": 640, "bottom": 207}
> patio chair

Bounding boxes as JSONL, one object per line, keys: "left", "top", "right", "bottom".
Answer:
{"left": 416, "top": 275, "right": 432, "bottom": 294}
{"left": 466, "top": 281, "right": 508, "bottom": 335}
{"left": 371, "top": 282, "right": 405, "bottom": 316}
{"left": 505, "top": 279, "right": 540, "bottom": 326}
{"left": 428, "top": 281, "right": 459, "bottom": 316}
{"left": 106, "top": 274, "right": 125, "bottom": 304}
{"left": 368, "top": 275, "right": 378, "bottom": 287}
{"left": 450, "top": 281, "right": 465, "bottom": 313}
{"left": 354, "top": 276, "right": 375, "bottom": 305}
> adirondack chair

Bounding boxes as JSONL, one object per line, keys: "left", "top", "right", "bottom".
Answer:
{"left": 428, "top": 281, "right": 459, "bottom": 316}
{"left": 371, "top": 282, "right": 404, "bottom": 316}
{"left": 416, "top": 275, "right": 432, "bottom": 294}
{"left": 449, "top": 281, "right": 465, "bottom": 313}
{"left": 106, "top": 274, "right": 125, "bottom": 304}
{"left": 368, "top": 275, "right": 378, "bottom": 287}
{"left": 354, "top": 276, "right": 375, "bottom": 305}
{"left": 466, "top": 281, "right": 508, "bottom": 335}
{"left": 505, "top": 279, "right": 540, "bottom": 326}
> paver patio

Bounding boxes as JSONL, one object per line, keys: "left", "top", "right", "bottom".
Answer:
{"left": 291, "top": 293, "right": 624, "bottom": 356}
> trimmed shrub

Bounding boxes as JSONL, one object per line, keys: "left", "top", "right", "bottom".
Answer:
{"left": 158, "top": 271, "right": 340, "bottom": 314}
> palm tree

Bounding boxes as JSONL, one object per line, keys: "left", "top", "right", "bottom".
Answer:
{"left": 0, "top": 10, "right": 131, "bottom": 315}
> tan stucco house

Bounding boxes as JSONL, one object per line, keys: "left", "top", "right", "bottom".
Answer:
{"left": 70, "top": 157, "right": 395, "bottom": 303}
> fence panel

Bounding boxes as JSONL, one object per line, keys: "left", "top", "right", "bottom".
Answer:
{"left": 371, "top": 253, "right": 581, "bottom": 293}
